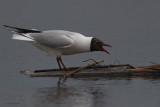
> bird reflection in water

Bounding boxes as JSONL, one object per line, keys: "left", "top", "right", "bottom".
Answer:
{"left": 35, "top": 85, "right": 106, "bottom": 107}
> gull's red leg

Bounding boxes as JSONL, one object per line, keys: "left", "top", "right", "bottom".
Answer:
{"left": 59, "top": 56, "right": 70, "bottom": 71}
{"left": 56, "top": 57, "right": 62, "bottom": 71}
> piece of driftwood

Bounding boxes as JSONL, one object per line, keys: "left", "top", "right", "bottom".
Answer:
{"left": 20, "top": 62, "right": 160, "bottom": 78}
{"left": 58, "top": 60, "right": 104, "bottom": 85}
{"left": 21, "top": 64, "right": 131, "bottom": 77}
{"left": 129, "top": 63, "right": 160, "bottom": 72}
{"left": 63, "top": 60, "right": 104, "bottom": 78}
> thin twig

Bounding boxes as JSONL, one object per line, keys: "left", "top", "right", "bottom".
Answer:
{"left": 57, "top": 60, "right": 104, "bottom": 85}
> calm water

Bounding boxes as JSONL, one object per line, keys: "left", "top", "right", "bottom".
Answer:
{"left": 1, "top": 76, "right": 160, "bottom": 107}
{"left": 1, "top": 0, "right": 160, "bottom": 107}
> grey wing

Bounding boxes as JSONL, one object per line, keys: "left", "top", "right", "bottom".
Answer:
{"left": 29, "top": 32, "right": 74, "bottom": 48}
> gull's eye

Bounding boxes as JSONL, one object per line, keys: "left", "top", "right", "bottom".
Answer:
{"left": 95, "top": 41, "right": 101, "bottom": 45}
{"left": 95, "top": 42, "right": 98, "bottom": 45}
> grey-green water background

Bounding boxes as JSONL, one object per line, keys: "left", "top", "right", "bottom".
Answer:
{"left": 0, "top": 0, "right": 160, "bottom": 107}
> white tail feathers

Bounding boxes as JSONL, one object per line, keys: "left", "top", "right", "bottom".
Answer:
{"left": 12, "top": 34, "right": 34, "bottom": 41}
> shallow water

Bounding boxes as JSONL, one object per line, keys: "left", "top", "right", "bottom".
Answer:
{"left": 1, "top": 0, "right": 160, "bottom": 107}
{"left": 1, "top": 77, "right": 160, "bottom": 107}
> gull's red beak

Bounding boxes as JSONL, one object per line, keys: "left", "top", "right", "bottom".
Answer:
{"left": 100, "top": 43, "right": 112, "bottom": 54}
{"left": 103, "top": 44, "right": 112, "bottom": 47}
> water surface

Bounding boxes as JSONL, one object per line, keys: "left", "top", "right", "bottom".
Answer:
{"left": 1, "top": 0, "right": 160, "bottom": 107}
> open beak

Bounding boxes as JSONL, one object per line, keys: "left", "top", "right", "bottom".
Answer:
{"left": 100, "top": 43, "right": 112, "bottom": 54}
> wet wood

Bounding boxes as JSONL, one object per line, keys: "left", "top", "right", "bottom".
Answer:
{"left": 63, "top": 60, "right": 104, "bottom": 78}
{"left": 129, "top": 63, "right": 160, "bottom": 72}
{"left": 20, "top": 63, "right": 160, "bottom": 78}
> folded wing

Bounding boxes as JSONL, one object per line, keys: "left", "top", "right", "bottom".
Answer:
{"left": 30, "top": 32, "right": 74, "bottom": 49}
{"left": 4, "top": 25, "right": 74, "bottom": 49}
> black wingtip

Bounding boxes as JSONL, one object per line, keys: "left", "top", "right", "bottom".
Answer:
{"left": 3, "top": 25, "right": 14, "bottom": 28}
{"left": 3, "top": 25, "right": 42, "bottom": 33}
{"left": 3, "top": 25, "right": 8, "bottom": 27}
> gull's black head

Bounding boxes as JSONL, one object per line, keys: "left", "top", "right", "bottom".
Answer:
{"left": 90, "top": 37, "right": 112, "bottom": 54}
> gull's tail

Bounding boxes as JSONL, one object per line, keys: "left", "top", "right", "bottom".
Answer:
{"left": 3, "top": 25, "right": 41, "bottom": 41}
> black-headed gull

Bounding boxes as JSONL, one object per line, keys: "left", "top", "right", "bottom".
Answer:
{"left": 4, "top": 25, "right": 111, "bottom": 71}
